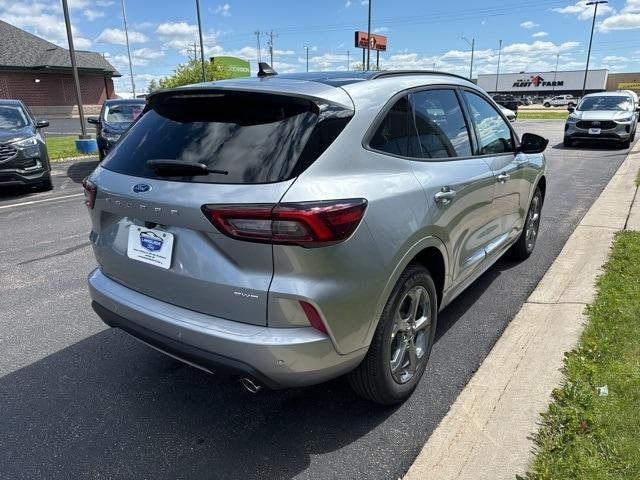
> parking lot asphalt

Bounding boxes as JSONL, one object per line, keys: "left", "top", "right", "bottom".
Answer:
{"left": 0, "top": 120, "right": 635, "bottom": 480}
{"left": 42, "top": 118, "right": 89, "bottom": 137}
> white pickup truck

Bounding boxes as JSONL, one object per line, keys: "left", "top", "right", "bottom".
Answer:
{"left": 543, "top": 95, "right": 579, "bottom": 108}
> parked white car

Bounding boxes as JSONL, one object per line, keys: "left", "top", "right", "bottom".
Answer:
{"left": 499, "top": 105, "right": 517, "bottom": 122}
{"left": 543, "top": 95, "right": 579, "bottom": 108}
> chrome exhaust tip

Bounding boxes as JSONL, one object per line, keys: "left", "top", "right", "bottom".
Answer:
{"left": 239, "top": 377, "right": 262, "bottom": 394}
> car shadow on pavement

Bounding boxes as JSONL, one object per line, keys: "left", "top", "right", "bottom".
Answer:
{"left": 66, "top": 159, "right": 99, "bottom": 184}
{"left": 0, "top": 329, "right": 396, "bottom": 480}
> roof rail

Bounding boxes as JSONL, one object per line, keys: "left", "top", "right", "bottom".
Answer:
{"left": 371, "top": 70, "right": 472, "bottom": 83}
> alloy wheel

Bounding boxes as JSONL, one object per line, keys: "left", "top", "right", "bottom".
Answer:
{"left": 389, "top": 285, "right": 432, "bottom": 384}
{"left": 525, "top": 194, "right": 541, "bottom": 252}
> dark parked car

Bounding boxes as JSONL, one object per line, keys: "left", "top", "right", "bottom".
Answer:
{"left": 491, "top": 94, "right": 519, "bottom": 113}
{"left": 88, "top": 99, "right": 145, "bottom": 160}
{"left": 0, "top": 99, "right": 52, "bottom": 191}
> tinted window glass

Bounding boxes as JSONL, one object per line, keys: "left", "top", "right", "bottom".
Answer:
{"left": 463, "top": 91, "right": 514, "bottom": 155}
{"left": 104, "top": 103, "right": 144, "bottom": 123}
{"left": 577, "top": 96, "right": 633, "bottom": 112}
{"left": 0, "top": 105, "right": 29, "bottom": 129}
{"left": 102, "top": 92, "right": 348, "bottom": 184}
{"left": 370, "top": 96, "right": 419, "bottom": 157}
{"left": 410, "top": 89, "right": 472, "bottom": 159}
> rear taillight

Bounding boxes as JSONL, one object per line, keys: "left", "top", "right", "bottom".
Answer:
{"left": 82, "top": 178, "right": 97, "bottom": 209}
{"left": 202, "top": 199, "right": 367, "bottom": 247}
{"left": 299, "top": 301, "right": 327, "bottom": 335}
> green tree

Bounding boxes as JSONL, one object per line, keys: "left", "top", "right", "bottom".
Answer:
{"left": 157, "top": 59, "right": 235, "bottom": 89}
{"left": 146, "top": 79, "right": 159, "bottom": 93}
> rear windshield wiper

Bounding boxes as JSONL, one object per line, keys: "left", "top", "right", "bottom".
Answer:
{"left": 146, "top": 159, "right": 228, "bottom": 176}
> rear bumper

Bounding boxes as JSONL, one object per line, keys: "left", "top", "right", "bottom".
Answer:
{"left": 88, "top": 268, "right": 366, "bottom": 388}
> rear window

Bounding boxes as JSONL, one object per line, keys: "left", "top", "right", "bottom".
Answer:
{"left": 101, "top": 91, "right": 351, "bottom": 184}
{"left": 103, "top": 103, "right": 144, "bottom": 123}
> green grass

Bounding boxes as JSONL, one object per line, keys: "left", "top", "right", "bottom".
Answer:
{"left": 527, "top": 231, "right": 640, "bottom": 480}
{"left": 45, "top": 135, "right": 96, "bottom": 161}
{"left": 517, "top": 110, "right": 569, "bottom": 120}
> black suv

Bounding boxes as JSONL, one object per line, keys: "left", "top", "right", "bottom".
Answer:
{"left": 491, "top": 94, "right": 519, "bottom": 113}
{"left": 0, "top": 99, "right": 52, "bottom": 191}
{"left": 88, "top": 99, "right": 145, "bottom": 160}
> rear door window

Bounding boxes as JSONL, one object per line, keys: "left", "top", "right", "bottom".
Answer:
{"left": 101, "top": 92, "right": 350, "bottom": 184}
{"left": 369, "top": 96, "right": 419, "bottom": 157}
{"left": 409, "top": 89, "right": 472, "bottom": 159}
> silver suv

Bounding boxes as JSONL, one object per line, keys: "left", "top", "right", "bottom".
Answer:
{"left": 85, "top": 70, "right": 548, "bottom": 404}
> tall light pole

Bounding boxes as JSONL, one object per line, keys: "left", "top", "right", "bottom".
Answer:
{"left": 366, "top": 0, "right": 372, "bottom": 70}
{"left": 195, "top": 0, "right": 206, "bottom": 82}
{"left": 347, "top": 50, "right": 350, "bottom": 71}
{"left": 552, "top": 53, "right": 560, "bottom": 94}
{"left": 121, "top": 0, "right": 135, "bottom": 97}
{"left": 462, "top": 37, "right": 475, "bottom": 80}
{"left": 495, "top": 39, "right": 502, "bottom": 93}
{"left": 303, "top": 46, "right": 309, "bottom": 72}
{"left": 582, "top": 1, "right": 607, "bottom": 96}
{"left": 61, "top": 0, "right": 88, "bottom": 138}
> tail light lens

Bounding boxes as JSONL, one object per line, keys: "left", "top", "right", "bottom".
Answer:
{"left": 299, "top": 301, "right": 327, "bottom": 334}
{"left": 82, "top": 178, "right": 97, "bottom": 209}
{"left": 202, "top": 199, "right": 367, "bottom": 247}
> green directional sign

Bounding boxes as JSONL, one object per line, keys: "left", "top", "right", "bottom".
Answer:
{"left": 211, "top": 56, "right": 251, "bottom": 78}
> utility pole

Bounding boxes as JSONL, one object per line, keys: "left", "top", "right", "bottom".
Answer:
{"left": 121, "top": 0, "right": 135, "bottom": 97}
{"left": 266, "top": 30, "right": 278, "bottom": 66}
{"left": 366, "top": 0, "right": 372, "bottom": 70}
{"left": 61, "top": 0, "right": 88, "bottom": 138}
{"left": 347, "top": 50, "right": 350, "bottom": 71}
{"left": 582, "top": 1, "right": 608, "bottom": 96}
{"left": 463, "top": 37, "right": 475, "bottom": 80}
{"left": 186, "top": 42, "right": 199, "bottom": 62}
{"left": 195, "top": 0, "right": 206, "bottom": 82}
{"left": 254, "top": 30, "right": 262, "bottom": 64}
{"left": 495, "top": 39, "right": 502, "bottom": 93}
{"left": 304, "top": 45, "right": 309, "bottom": 72}
{"left": 552, "top": 53, "right": 560, "bottom": 94}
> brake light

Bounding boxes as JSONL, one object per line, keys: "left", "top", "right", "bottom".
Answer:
{"left": 202, "top": 199, "right": 367, "bottom": 247}
{"left": 299, "top": 301, "right": 328, "bottom": 335}
{"left": 82, "top": 178, "right": 97, "bottom": 209}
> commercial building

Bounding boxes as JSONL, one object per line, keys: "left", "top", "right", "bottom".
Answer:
{"left": 477, "top": 69, "right": 640, "bottom": 98}
{"left": 0, "top": 20, "right": 120, "bottom": 117}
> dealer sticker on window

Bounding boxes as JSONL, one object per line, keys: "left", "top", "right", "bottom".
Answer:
{"left": 127, "top": 226, "right": 174, "bottom": 269}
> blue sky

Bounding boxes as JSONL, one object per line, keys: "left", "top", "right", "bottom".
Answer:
{"left": 1, "top": 0, "right": 639, "bottom": 96}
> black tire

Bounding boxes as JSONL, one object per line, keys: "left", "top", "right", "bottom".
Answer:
{"left": 631, "top": 129, "right": 636, "bottom": 142}
{"left": 621, "top": 138, "right": 631, "bottom": 149}
{"left": 37, "top": 173, "right": 53, "bottom": 191}
{"left": 348, "top": 264, "right": 438, "bottom": 405}
{"left": 511, "top": 187, "right": 543, "bottom": 261}
{"left": 568, "top": 102, "right": 575, "bottom": 108}
{"left": 544, "top": 102, "right": 551, "bottom": 108}
{"left": 98, "top": 149, "right": 105, "bottom": 161}
{"left": 563, "top": 138, "right": 572, "bottom": 148}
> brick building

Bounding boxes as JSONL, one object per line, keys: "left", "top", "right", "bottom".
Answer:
{"left": 0, "top": 20, "right": 120, "bottom": 116}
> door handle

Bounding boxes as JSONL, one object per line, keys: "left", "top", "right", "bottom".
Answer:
{"left": 497, "top": 172, "right": 510, "bottom": 183}
{"left": 434, "top": 187, "right": 457, "bottom": 205}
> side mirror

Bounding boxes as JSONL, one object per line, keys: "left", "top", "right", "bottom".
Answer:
{"left": 567, "top": 105, "right": 575, "bottom": 113}
{"left": 87, "top": 117, "right": 100, "bottom": 125}
{"left": 35, "top": 120, "right": 49, "bottom": 128}
{"left": 519, "top": 133, "right": 548, "bottom": 154}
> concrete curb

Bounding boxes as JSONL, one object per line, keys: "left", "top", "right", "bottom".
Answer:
{"left": 404, "top": 140, "right": 640, "bottom": 480}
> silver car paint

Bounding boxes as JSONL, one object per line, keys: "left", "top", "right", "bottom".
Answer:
{"left": 87, "top": 73, "right": 546, "bottom": 386}
{"left": 565, "top": 91, "right": 638, "bottom": 142}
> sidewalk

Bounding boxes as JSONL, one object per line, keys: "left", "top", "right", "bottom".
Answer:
{"left": 405, "top": 140, "right": 640, "bottom": 480}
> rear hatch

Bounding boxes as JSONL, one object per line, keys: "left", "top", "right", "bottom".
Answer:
{"left": 88, "top": 84, "right": 353, "bottom": 326}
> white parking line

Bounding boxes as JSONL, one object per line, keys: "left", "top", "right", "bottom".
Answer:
{"left": 0, "top": 192, "right": 84, "bottom": 210}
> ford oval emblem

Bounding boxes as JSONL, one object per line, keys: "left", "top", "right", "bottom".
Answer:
{"left": 132, "top": 183, "right": 152, "bottom": 193}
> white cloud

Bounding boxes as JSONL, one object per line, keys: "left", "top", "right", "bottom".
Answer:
{"left": 344, "top": 0, "right": 352, "bottom": 6}
{"left": 156, "top": 21, "right": 220, "bottom": 52}
{"left": 599, "top": 12, "right": 640, "bottom": 31}
{"left": 83, "top": 9, "right": 104, "bottom": 21}
{"left": 213, "top": 3, "right": 231, "bottom": 16}
{"left": 156, "top": 21, "right": 199, "bottom": 38}
{"left": 602, "top": 55, "right": 627, "bottom": 62}
{"left": 553, "top": 1, "right": 614, "bottom": 20}
{"left": 373, "top": 26, "right": 389, "bottom": 33}
{"left": 532, "top": 31, "right": 548, "bottom": 37}
{"left": 520, "top": 20, "right": 539, "bottom": 28}
{"left": 96, "top": 28, "right": 148, "bottom": 45}
{"left": 622, "top": 0, "right": 640, "bottom": 13}
{"left": 502, "top": 40, "right": 579, "bottom": 55}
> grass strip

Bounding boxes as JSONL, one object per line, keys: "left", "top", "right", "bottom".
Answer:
{"left": 527, "top": 231, "right": 640, "bottom": 480}
{"left": 45, "top": 135, "right": 96, "bottom": 161}
{"left": 517, "top": 111, "right": 569, "bottom": 120}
